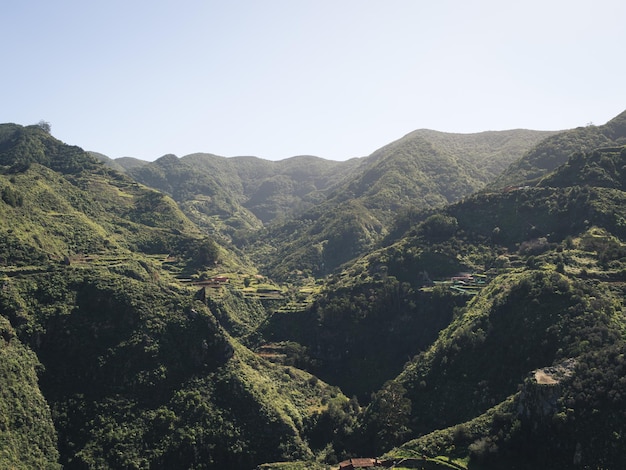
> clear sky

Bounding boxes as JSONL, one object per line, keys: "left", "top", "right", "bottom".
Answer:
{"left": 2, "top": 0, "right": 625, "bottom": 161}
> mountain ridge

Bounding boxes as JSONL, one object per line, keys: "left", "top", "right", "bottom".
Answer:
{"left": 244, "top": 128, "right": 556, "bottom": 278}
{"left": 493, "top": 109, "right": 626, "bottom": 188}
{"left": 0, "top": 123, "right": 350, "bottom": 468}
{"left": 2, "top": 110, "right": 626, "bottom": 469}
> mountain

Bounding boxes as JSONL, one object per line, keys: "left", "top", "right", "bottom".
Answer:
{"left": 3, "top": 110, "right": 626, "bottom": 469}
{"left": 231, "top": 154, "right": 363, "bottom": 224}
{"left": 0, "top": 124, "right": 354, "bottom": 469}
{"left": 493, "top": 110, "right": 626, "bottom": 188}
{"left": 343, "top": 128, "right": 557, "bottom": 208}
{"left": 113, "top": 129, "right": 552, "bottom": 281}
{"left": 384, "top": 268, "right": 626, "bottom": 467}
{"left": 88, "top": 151, "right": 127, "bottom": 173}
{"left": 0, "top": 126, "right": 213, "bottom": 266}
{"left": 252, "top": 129, "right": 555, "bottom": 279}
{"left": 539, "top": 145, "right": 626, "bottom": 190}
{"left": 354, "top": 142, "right": 626, "bottom": 467}
{"left": 0, "top": 315, "right": 60, "bottom": 469}
{"left": 248, "top": 112, "right": 626, "bottom": 467}
{"left": 118, "top": 152, "right": 366, "bottom": 279}
{"left": 113, "top": 156, "right": 150, "bottom": 171}
{"left": 406, "top": 128, "right": 559, "bottom": 178}
{"left": 89, "top": 152, "right": 149, "bottom": 173}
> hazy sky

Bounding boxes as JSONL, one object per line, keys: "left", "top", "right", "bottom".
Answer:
{"left": 3, "top": 0, "right": 625, "bottom": 161}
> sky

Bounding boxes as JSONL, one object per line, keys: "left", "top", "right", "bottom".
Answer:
{"left": 2, "top": 0, "right": 626, "bottom": 161}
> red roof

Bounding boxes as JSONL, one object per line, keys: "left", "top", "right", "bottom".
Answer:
{"left": 339, "top": 458, "right": 379, "bottom": 469}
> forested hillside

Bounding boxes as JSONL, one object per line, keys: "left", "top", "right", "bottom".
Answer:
{"left": 249, "top": 128, "right": 555, "bottom": 279}
{"left": 250, "top": 112, "right": 626, "bottom": 468}
{"left": 116, "top": 152, "right": 362, "bottom": 243}
{"left": 357, "top": 142, "right": 626, "bottom": 468}
{"left": 2, "top": 111, "right": 626, "bottom": 469}
{"left": 493, "top": 109, "right": 626, "bottom": 188}
{"left": 0, "top": 124, "right": 352, "bottom": 469}
{"left": 102, "top": 128, "right": 551, "bottom": 280}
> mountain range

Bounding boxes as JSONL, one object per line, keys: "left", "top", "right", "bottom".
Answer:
{"left": 1, "top": 110, "right": 626, "bottom": 469}
{"left": 95, "top": 127, "right": 556, "bottom": 279}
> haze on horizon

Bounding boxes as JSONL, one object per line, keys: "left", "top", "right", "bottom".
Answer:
{"left": 2, "top": 0, "right": 625, "bottom": 162}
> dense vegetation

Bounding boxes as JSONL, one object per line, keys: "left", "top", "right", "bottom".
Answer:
{"left": 0, "top": 124, "right": 350, "bottom": 469}
{"left": 0, "top": 316, "right": 59, "bottom": 469}
{"left": 115, "top": 152, "right": 362, "bottom": 241}
{"left": 493, "top": 109, "right": 626, "bottom": 188}
{"left": 3, "top": 110, "right": 626, "bottom": 469}
{"left": 107, "top": 129, "right": 551, "bottom": 280}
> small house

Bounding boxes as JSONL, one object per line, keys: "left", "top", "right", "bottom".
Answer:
{"left": 338, "top": 457, "right": 385, "bottom": 469}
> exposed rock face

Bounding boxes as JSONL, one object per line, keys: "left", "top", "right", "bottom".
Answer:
{"left": 533, "top": 358, "right": 577, "bottom": 385}
{"left": 517, "top": 358, "right": 576, "bottom": 420}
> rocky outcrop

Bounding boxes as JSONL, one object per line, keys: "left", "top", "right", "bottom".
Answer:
{"left": 517, "top": 358, "right": 576, "bottom": 420}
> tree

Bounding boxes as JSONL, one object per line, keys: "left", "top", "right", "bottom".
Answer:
{"left": 1, "top": 186, "right": 23, "bottom": 207}
{"left": 362, "top": 381, "right": 412, "bottom": 453}
{"left": 36, "top": 120, "right": 51, "bottom": 133}
{"left": 192, "top": 237, "right": 219, "bottom": 267}
{"left": 420, "top": 214, "right": 459, "bottom": 240}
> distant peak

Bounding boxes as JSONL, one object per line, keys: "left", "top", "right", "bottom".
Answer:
{"left": 155, "top": 154, "right": 179, "bottom": 164}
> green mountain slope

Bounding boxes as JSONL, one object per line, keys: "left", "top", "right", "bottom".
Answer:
{"left": 408, "top": 128, "right": 559, "bottom": 178}
{"left": 539, "top": 145, "right": 626, "bottom": 190}
{"left": 5, "top": 268, "right": 343, "bottom": 468}
{"left": 123, "top": 153, "right": 261, "bottom": 241}
{"left": 111, "top": 155, "right": 149, "bottom": 171}
{"left": 112, "top": 129, "right": 550, "bottom": 280}
{"left": 390, "top": 270, "right": 620, "bottom": 434}
{"left": 254, "top": 129, "right": 552, "bottom": 279}
{"left": 387, "top": 270, "right": 626, "bottom": 468}
{"left": 254, "top": 118, "right": 626, "bottom": 465}
{"left": 446, "top": 163, "right": 626, "bottom": 249}
{"left": 0, "top": 124, "right": 352, "bottom": 469}
{"left": 4, "top": 111, "right": 626, "bottom": 469}
{"left": 352, "top": 142, "right": 626, "bottom": 467}
{"left": 362, "top": 128, "right": 557, "bottom": 200}
{"left": 231, "top": 154, "right": 362, "bottom": 224}
{"left": 493, "top": 109, "right": 626, "bottom": 188}
{"left": 0, "top": 316, "right": 60, "bottom": 469}
{"left": 260, "top": 275, "right": 465, "bottom": 401}
{"left": 124, "top": 152, "right": 361, "bottom": 241}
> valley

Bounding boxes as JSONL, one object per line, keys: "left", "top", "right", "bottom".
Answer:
{"left": 1, "top": 111, "right": 626, "bottom": 469}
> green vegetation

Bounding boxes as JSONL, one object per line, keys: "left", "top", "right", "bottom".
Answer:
{"left": 261, "top": 276, "right": 465, "bottom": 401}
{"left": 252, "top": 129, "right": 551, "bottom": 279}
{"left": 3, "top": 110, "right": 626, "bottom": 469}
{"left": 0, "top": 124, "right": 350, "bottom": 468}
{"left": 493, "top": 109, "right": 626, "bottom": 188}
{"left": 408, "top": 128, "right": 558, "bottom": 178}
{"left": 119, "top": 129, "right": 551, "bottom": 280}
{"left": 0, "top": 316, "right": 60, "bottom": 469}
